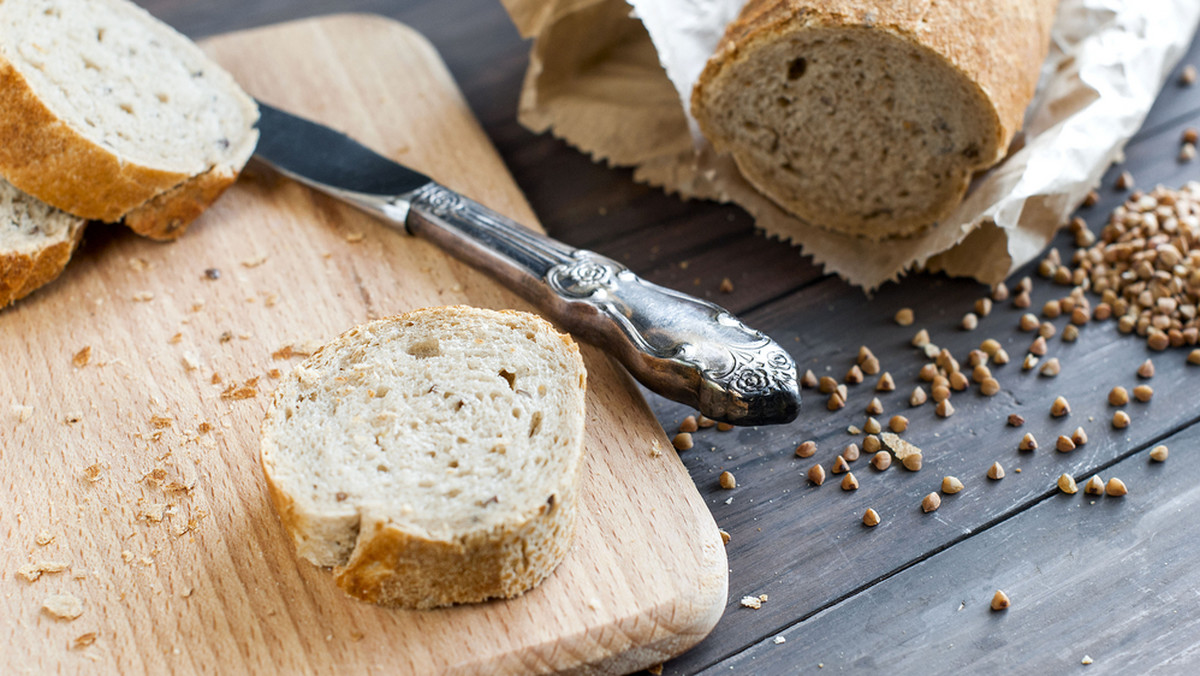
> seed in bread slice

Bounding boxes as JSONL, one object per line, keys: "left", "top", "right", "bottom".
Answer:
{"left": 0, "top": 0, "right": 258, "bottom": 240}
{"left": 691, "top": 0, "right": 1057, "bottom": 239}
{"left": 0, "top": 177, "right": 85, "bottom": 309}
{"left": 260, "top": 306, "right": 588, "bottom": 609}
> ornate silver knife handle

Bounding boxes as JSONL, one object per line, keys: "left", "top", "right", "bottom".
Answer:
{"left": 393, "top": 183, "right": 800, "bottom": 426}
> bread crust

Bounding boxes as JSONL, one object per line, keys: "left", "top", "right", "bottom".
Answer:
{"left": 260, "top": 306, "right": 588, "bottom": 609}
{"left": 0, "top": 59, "right": 189, "bottom": 223}
{"left": 0, "top": 216, "right": 84, "bottom": 309}
{"left": 692, "top": 0, "right": 1057, "bottom": 238}
{"left": 0, "top": 2, "right": 259, "bottom": 241}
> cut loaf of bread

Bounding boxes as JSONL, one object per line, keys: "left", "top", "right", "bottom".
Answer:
{"left": 691, "top": 0, "right": 1058, "bottom": 239}
{"left": 0, "top": 176, "right": 85, "bottom": 309}
{"left": 0, "top": 0, "right": 259, "bottom": 240}
{"left": 260, "top": 306, "right": 588, "bottom": 609}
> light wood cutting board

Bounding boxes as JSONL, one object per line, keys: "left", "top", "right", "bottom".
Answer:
{"left": 0, "top": 15, "right": 727, "bottom": 674}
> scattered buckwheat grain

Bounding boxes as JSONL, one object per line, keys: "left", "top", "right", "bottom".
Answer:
{"left": 796, "top": 441, "right": 817, "bottom": 458}
{"left": 876, "top": 373, "right": 896, "bottom": 392}
{"left": 987, "top": 462, "right": 1005, "bottom": 480}
{"left": 1137, "top": 359, "right": 1155, "bottom": 379}
{"left": 1051, "top": 396, "right": 1071, "bottom": 417}
{"left": 871, "top": 451, "right": 892, "bottom": 471}
{"left": 1106, "top": 478, "right": 1128, "bottom": 496}
{"left": 922, "top": 493, "right": 941, "bottom": 513}
{"left": 1072, "top": 427, "right": 1089, "bottom": 446}
{"left": 1150, "top": 445, "right": 1169, "bottom": 461}
{"left": 942, "top": 476, "right": 964, "bottom": 494}
{"left": 841, "top": 473, "right": 859, "bottom": 491}
{"left": 719, "top": 471, "right": 736, "bottom": 489}
{"left": 866, "top": 397, "right": 884, "bottom": 415}
{"left": 843, "top": 443, "right": 860, "bottom": 462}
{"left": 1059, "top": 473, "right": 1078, "bottom": 493}
{"left": 991, "top": 590, "right": 1010, "bottom": 611}
{"left": 1040, "top": 358, "right": 1061, "bottom": 377}
{"left": 808, "top": 464, "right": 826, "bottom": 486}
{"left": 863, "top": 508, "right": 881, "bottom": 527}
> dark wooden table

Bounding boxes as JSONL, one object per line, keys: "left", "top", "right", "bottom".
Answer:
{"left": 144, "top": 1, "right": 1200, "bottom": 672}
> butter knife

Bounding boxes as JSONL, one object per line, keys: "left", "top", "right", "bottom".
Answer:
{"left": 252, "top": 102, "right": 800, "bottom": 426}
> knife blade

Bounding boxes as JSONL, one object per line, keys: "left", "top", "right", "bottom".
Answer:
{"left": 252, "top": 101, "right": 800, "bottom": 426}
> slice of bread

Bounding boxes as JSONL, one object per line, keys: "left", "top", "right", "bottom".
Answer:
{"left": 0, "top": 0, "right": 258, "bottom": 240}
{"left": 691, "top": 0, "right": 1057, "bottom": 239}
{"left": 0, "top": 176, "right": 85, "bottom": 310}
{"left": 260, "top": 306, "right": 588, "bottom": 609}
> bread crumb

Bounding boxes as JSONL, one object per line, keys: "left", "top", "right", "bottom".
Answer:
{"left": 82, "top": 463, "right": 103, "bottom": 482}
{"left": 17, "top": 560, "right": 70, "bottom": 582}
{"left": 773, "top": 636, "right": 787, "bottom": 645}
{"left": 345, "top": 232, "right": 365, "bottom": 243}
{"left": 11, "top": 403, "right": 33, "bottom": 422}
{"left": 35, "top": 530, "right": 54, "bottom": 546}
{"left": 740, "top": 595, "right": 763, "bottom": 609}
{"left": 1081, "top": 655, "right": 1094, "bottom": 665}
{"left": 150, "top": 416, "right": 173, "bottom": 429}
{"left": 181, "top": 352, "right": 202, "bottom": 371}
{"left": 137, "top": 504, "right": 167, "bottom": 523}
{"left": 42, "top": 593, "right": 84, "bottom": 620}
{"left": 272, "top": 340, "right": 322, "bottom": 360}
{"left": 121, "top": 550, "right": 135, "bottom": 563}
{"left": 221, "top": 377, "right": 260, "bottom": 400}
{"left": 73, "top": 632, "right": 98, "bottom": 649}
{"left": 132, "top": 291, "right": 155, "bottom": 302}
{"left": 241, "top": 255, "right": 269, "bottom": 268}
{"left": 719, "top": 277, "right": 734, "bottom": 293}
{"left": 72, "top": 346, "right": 92, "bottom": 367}
{"left": 647, "top": 664, "right": 664, "bottom": 675}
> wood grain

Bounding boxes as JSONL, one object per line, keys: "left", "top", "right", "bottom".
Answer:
{"left": 0, "top": 15, "right": 726, "bottom": 674}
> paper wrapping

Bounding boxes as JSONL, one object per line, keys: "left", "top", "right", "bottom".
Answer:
{"left": 503, "top": 0, "right": 1200, "bottom": 290}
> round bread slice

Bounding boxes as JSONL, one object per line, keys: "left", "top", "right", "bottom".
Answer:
{"left": 260, "top": 306, "right": 588, "bottom": 609}
{"left": 0, "top": 177, "right": 85, "bottom": 309}
{"left": 691, "top": 0, "right": 1056, "bottom": 239}
{"left": 0, "top": 0, "right": 259, "bottom": 240}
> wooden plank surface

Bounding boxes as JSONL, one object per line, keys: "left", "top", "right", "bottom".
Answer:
{"left": 0, "top": 15, "right": 727, "bottom": 674}
{"left": 43, "top": 2, "right": 1200, "bottom": 673}
{"left": 703, "top": 421, "right": 1200, "bottom": 674}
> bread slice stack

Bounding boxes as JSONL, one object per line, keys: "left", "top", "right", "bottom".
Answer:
{"left": 260, "top": 307, "right": 589, "bottom": 609}
{"left": 691, "top": 0, "right": 1057, "bottom": 239}
{"left": 0, "top": 0, "right": 258, "bottom": 309}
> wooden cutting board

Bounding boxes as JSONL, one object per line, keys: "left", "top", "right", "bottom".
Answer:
{"left": 0, "top": 15, "right": 726, "bottom": 674}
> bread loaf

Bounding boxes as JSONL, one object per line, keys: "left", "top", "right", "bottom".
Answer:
{"left": 0, "top": 0, "right": 258, "bottom": 240}
{"left": 260, "top": 306, "right": 588, "bottom": 608}
{"left": 0, "top": 177, "right": 85, "bottom": 309}
{"left": 691, "top": 0, "right": 1057, "bottom": 239}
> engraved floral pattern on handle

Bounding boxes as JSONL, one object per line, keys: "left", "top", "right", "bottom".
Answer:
{"left": 546, "top": 251, "right": 799, "bottom": 423}
{"left": 414, "top": 183, "right": 466, "bottom": 218}
{"left": 547, "top": 256, "right": 619, "bottom": 298}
